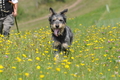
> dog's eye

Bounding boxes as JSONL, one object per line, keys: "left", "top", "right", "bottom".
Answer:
{"left": 59, "top": 19, "right": 63, "bottom": 21}
{"left": 52, "top": 20, "right": 55, "bottom": 22}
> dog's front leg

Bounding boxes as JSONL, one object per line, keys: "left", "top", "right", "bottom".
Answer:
{"left": 61, "top": 43, "right": 70, "bottom": 56}
{"left": 53, "top": 41, "right": 61, "bottom": 56}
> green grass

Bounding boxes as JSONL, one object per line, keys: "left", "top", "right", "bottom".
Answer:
{"left": 17, "top": 0, "right": 74, "bottom": 22}
{"left": 15, "top": 0, "right": 120, "bottom": 31}
{"left": 0, "top": 20, "right": 120, "bottom": 80}
{"left": 67, "top": 0, "right": 120, "bottom": 27}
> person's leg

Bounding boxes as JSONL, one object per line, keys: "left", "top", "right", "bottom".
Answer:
{"left": 0, "top": 18, "right": 4, "bottom": 35}
{"left": 3, "top": 14, "right": 14, "bottom": 37}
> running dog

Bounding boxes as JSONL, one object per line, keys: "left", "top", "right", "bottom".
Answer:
{"left": 49, "top": 8, "right": 73, "bottom": 57}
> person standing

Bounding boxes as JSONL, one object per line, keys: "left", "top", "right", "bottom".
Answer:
{"left": 0, "top": 0, "right": 18, "bottom": 38}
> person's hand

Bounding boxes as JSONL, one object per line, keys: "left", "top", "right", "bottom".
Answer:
{"left": 12, "top": 11, "right": 17, "bottom": 17}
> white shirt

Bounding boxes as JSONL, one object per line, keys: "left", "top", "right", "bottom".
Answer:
{"left": 12, "top": 0, "right": 18, "bottom": 4}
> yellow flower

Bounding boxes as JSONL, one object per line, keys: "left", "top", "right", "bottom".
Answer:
{"left": 35, "top": 48, "right": 39, "bottom": 53}
{"left": 67, "top": 62, "right": 71, "bottom": 65}
{"left": 0, "top": 65, "right": 4, "bottom": 69}
{"left": 12, "top": 66, "right": 16, "bottom": 69}
{"left": 0, "top": 70, "right": 3, "bottom": 73}
{"left": 112, "top": 27, "right": 117, "bottom": 29}
{"left": 65, "top": 65, "right": 70, "bottom": 69}
{"left": 103, "top": 54, "right": 107, "bottom": 57}
{"left": 28, "top": 59, "right": 32, "bottom": 61}
{"left": 73, "top": 74, "right": 77, "bottom": 77}
{"left": 18, "top": 78, "right": 22, "bottom": 80}
{"left": 87, "top": 68, "right": 92, "bottom": 72}
{"left": 56, "top": 68, "right": 60, "bottom": 71}
{"left": 79, "top": 24, "right": 82, "bottom": 26}
{"left": 80, "top": 63, "right": 85, "bottom": 66}
{"left": 70, "top": 49, "right": 74, "bottom": 52}
{"left": 115, "top": 66, "right": 118, "bottom": 69}
{"left": 71, "top": 57, "right": 74, "bottom": 59}
{"left": 25, "top": 73, "right": 29, "bottom": 77}
{"left": 64, "top": 72, "right": 67, "bottom": 74}
{"left": 95, "top": 58, "right": 99, "bottom": 61}
{"left": 62, "top": 59, "right": 68, "bottom": 62}
{"left": 109, "top": 31, "right": 112, "bottom": 34}
{"left": 0, "top": 35, "right": 4, "bottom": 37}
{"left": 99, "top": 72, "right": 103, "bottom": 75}
{"left": 40, "top": 75, "right": 45, "bottom": 78}
{"left": 16, "top": 57, "right": 22, "bottom": 62}
{"left": 40, "top": 71, "right": 43, "bottom": 73}
{"left": 76, "top": 64, "right": 79, "bottom": 67}
{"left": 54, "top": 54, "right": 59, "bottom": 61}
{"left": 36, "top": 57, "right": 40, "bottom": 61}
{"left": 118, "top": 74, "right": 120, "bottom": 77}
{"left": 36, "top": 66, "right": 41, "bottom": 69}
{"left": 22, "top": 54, "right": 27, "bottom": 58}
{"left": 111, "top": 75, "right": 115, "bottom": 77}
{"left": 5, "top": 53, "right": 10, "bottom": 54}
{"left": 54, "top": 57, "right": 57, "bottom": 61}
{"left": 47, "top": 67, "right": 52, "bottom": 70}
{"left": 108, "top": 69, "right": 110, "bottom": 71}
{"left": 44, "top": 51, "right": 49, "bottom": 53}
{"left": 63, "top": 56, "right": 67, "bottom": 58}
{"left": 42, "top": 53, "right": 45, "bottom": 56}
{"left": 61, "top": 63, "right": 65, "bottom": 65}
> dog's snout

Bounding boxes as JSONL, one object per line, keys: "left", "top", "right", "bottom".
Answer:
{"left": 56, "top": 25, "right": 59, "bottom": 28}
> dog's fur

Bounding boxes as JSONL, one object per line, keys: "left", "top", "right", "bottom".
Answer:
{"left": 49, "top": 8, "right": 73, "bottom": 56}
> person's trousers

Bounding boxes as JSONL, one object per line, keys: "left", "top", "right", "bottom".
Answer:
{"left": 0, "top": 14, "right": 14, "bottom": 37}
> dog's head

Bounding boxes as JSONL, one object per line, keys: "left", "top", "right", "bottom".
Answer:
{"left": 49, "top": 8, "right": 68, "bottom": 37}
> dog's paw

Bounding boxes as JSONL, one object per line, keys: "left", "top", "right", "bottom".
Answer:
{"left": 62, "top": 43, "right": 69, "bottom": 49}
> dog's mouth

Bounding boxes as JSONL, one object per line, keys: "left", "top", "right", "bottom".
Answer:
{"left": 54, "top": 29, "right": 61, "bottom": 37}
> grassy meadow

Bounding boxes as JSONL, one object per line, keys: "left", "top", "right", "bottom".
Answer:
{"left": 0, "top": 0, "right": 120, "bottom": 80}
{"left": 0, "top": 20, "right": 120, "bottom": 80}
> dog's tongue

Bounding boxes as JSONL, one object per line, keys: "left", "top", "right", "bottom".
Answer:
{"left": 54, "top": 29, "right": 59, "bottom": 36}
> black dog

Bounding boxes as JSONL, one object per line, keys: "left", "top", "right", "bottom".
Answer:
{"left": 49, "top": 8, "right": 73, "bottom": 57}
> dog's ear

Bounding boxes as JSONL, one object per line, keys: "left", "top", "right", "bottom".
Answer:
{"left": 49, "top": 8, "right": 56, "bottom": 15}
{"left": 60, "top": 9, "right": 68, "bottom": 23}
{"left": 60, "top": 9, "right": 68, "bottom": 15}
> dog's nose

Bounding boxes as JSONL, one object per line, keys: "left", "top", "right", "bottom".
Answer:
{"left": 56, "top": 25, "right": 59, "bottom": 28}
